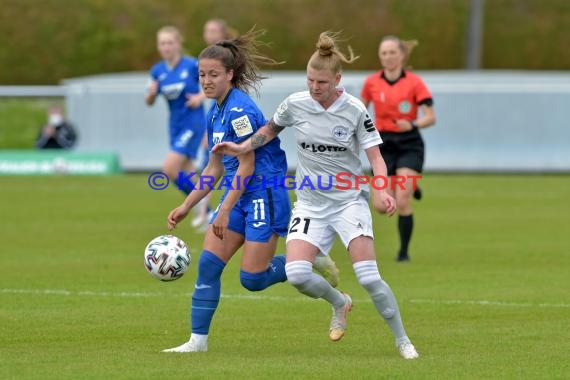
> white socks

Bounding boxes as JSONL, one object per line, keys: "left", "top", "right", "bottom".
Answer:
{"left": 285, "top": 260, "right": 345, "bottom": 308}
{"left": 353, "top": 260, "right": 409, "bottom": 343}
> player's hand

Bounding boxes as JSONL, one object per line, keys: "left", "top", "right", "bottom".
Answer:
{"left": 395, "top": 119, "right": 413, "bottom": 132}
{"left": 185, "top": 94, "right": 202, "bottom": 109}
{"left": 211, "top": 209, "right": 229, "bottom": 240}
{"left": 145, "top": 81, "right": 159, "bottom": 105}
{"left": 380, "top": 191, "right": 397, "bottom": 216}
{"left": 211, "top": 142, "right": 244, "bottom": 156}
{"left": 167, "top": 204, "right": 191, "bottom": 230}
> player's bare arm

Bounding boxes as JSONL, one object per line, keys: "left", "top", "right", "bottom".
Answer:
{"left": 417, "top": 104, "right": 436, "bottom": 128}
{"left": 365, "top": 146, "right": 397, "bottom": 216}
{"left": 252, "top": 119, "right": 285, "bottom": 149}
{"left": 212, "top": 118, "right": 285, "bottom": 156}
{"left": 145, "top": 80, "right": 159, "bottom": 106}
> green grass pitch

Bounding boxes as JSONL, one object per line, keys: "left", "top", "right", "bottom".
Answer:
{"left": 1, "top": 174, "right": 569, "bottom": 379}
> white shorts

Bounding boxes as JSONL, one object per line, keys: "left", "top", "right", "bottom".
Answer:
{"left": 286, "top": 197, "right": 374, "bottom": 255}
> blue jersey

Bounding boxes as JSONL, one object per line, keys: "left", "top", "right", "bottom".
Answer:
{"left": 207, "top": 88, "right": 287, "bottom": 192}
{"left": 150, "top": 56, "right": 205, "bottom": 134}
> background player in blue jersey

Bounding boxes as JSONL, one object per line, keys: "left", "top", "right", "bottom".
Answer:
{"left": 145, "top": 26, "right": 210, "bottom": 228}
{"left": 160, "top": 29, "right": 292, "bottom": 353}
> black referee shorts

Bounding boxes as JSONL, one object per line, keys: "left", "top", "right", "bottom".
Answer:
{"left": 379, "top": 129, "right": 425, "bottom": 176}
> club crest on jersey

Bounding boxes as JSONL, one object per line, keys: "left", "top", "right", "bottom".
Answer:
{"left": 231, "top": 115, "right": 254, "bottom": 137}
{"left": 398, "top": 100, "right": 412, "bottom": 114}
{"left": 180, "top": 70, "right": 188, "bottom": 79}
{"left": 212, "top": 132, "right": 225, "bottom": 145}
{"left": 332, "top": 126, "right": 349, "bottom": 142}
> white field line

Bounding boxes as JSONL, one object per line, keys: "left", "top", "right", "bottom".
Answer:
{"left": 1, "top": 288, "right": 569, "bottom": 309}
{"left": 0, "top": 288, "right": 294, "bottom": 302}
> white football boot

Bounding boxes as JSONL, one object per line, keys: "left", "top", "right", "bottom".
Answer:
{"left": 162, "top": 334, "right": 208, "bottom": 353}
{"left": 329, "top": 292, "right": 352, "bottom": 341}
{"left": 397, "top": 341, "right": 419, "bottom": 359}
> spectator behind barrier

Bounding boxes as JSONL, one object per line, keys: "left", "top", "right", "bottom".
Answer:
{"left": 35, "top": 105, "right": 77, "bottom": 149}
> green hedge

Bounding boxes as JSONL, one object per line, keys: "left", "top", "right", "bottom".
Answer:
{"left": 0, "top": 0, "right": 568, "bottom": 85}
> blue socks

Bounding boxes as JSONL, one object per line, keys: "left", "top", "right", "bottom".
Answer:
{"left": 173, "top": 177, "right": 195, "bottom": 196}
{"left": 191, "top": 252, "right": 286, "bottom": 334}
{"left": 240, "top": 254, "right": 287, "bottom": 292}
{"left": 191, "top": 251, "right": 226, "bottom": 335}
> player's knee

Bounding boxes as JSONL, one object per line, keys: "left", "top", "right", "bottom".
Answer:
{"left": 239, "top": 270, "right": 268, "bottom": 292}
{"left": 197, "top": 251, "right": 225, "bottom": 282}
{"left": 285, "top": 260, "right": 312, "bottom": 287}
{"left": 396, "top": 194, "right": 412, "bottom": 213}
{"left": 162, "top": 165, "right": 179, "bottom": 180}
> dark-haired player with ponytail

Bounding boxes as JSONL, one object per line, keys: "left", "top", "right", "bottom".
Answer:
{"left": 161, "top": 29, "right": 290, "bottom": 353}
{"left": 162, "top": 29, "right": 338, "bottom": 353}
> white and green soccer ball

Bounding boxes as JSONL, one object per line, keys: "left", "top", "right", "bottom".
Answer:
{"left": 144, "top": 235, "right": 191, "bottom": 281}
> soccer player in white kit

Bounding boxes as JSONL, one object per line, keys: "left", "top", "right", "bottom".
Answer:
{"left": 213, "top": 31, "right": 419, "bottom": 359}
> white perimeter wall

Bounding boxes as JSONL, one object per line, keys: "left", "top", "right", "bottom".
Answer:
{"left": 64, "top": 71, "right": 570, "bottom": 172}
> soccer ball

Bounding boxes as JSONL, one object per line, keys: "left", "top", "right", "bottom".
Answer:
{"left": 144, "top": 235, "right": 191, "bottom": 281}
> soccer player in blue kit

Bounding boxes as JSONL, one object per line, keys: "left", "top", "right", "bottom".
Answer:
{"left": 145, "top": 26, "right": 210, "bottom": 227}
{"left": 161, "top": 29, "right": 303, "bottom": 352}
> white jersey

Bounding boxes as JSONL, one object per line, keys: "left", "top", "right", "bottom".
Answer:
{"left": 273, "top": 88, "right": 382, "bottom": 213}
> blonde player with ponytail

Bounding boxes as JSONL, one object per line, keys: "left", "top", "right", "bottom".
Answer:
{"left": 214, "top": 32, "right": 419, "bottom": 359}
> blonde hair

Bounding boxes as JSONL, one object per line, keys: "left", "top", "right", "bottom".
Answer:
{"left": 307, "top": 31, "right": 359, "bottom": 74}
{"left": 381, "top": 35, "right": 418, "bottom": 65}
{"left": 157, "top": 26, "right": 184, "bottom": 43}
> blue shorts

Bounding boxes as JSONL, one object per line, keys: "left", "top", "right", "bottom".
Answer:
{"left": 170, "top": 127, "right": 205, "bottom": 159}
{"left": 211, "top": 186, "right": 291, "bottom": 243}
